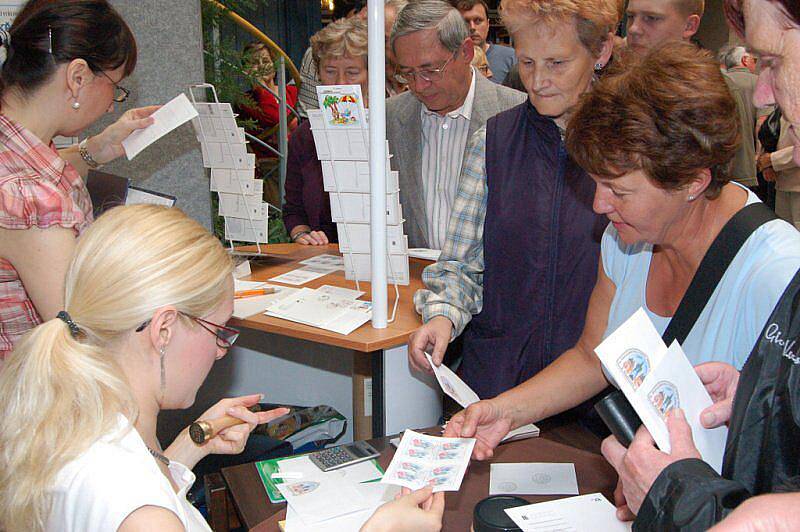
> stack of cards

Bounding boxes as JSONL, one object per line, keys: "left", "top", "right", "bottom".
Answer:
{"left": 308, "top": 84, "right": 411, "bottom": 285}
{"left": 382, "top": 429, "right": 475, "bottom": 492}
{"left": 595, "top": 308, "right": 728, "bottom": 472}
{"left": 189, "top": 84, "right": 275, "bottom": 246}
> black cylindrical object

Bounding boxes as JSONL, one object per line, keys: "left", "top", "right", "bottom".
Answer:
{"left": 472, "top": 495, "right": 529, "bottom": 532}
{"left": 594, "top": 389, "right": 643, "bottom": 447}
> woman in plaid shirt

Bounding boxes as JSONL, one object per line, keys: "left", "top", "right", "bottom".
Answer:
{"left": 0, "top": 0, "right": 158, "bottom": 359}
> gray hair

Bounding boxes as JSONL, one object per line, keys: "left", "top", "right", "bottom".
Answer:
{"left": 722, "top": 46, "right": 748, "bottom": 69}
{"left": 390, "top": 0, "right": 469, "bottom": 53}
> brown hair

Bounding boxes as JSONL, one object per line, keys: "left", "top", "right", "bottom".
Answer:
{"left": 566, "top": 41, "right": 740, "bottom": 199}
{"left": 452, "top": 0, "right": 490, "bottom": 16}
{"left": 725, "top": 0, "right": 800, "bottom": 38}
{"left": 0, "top": 0, "right": 136, "bottom": 100}
{"left": 500, "top": 0, "right": 619, "bottom": 56}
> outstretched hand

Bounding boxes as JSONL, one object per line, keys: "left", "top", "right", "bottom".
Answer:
{"left": 443, "top": 399, "right": 513, "bottom": 460}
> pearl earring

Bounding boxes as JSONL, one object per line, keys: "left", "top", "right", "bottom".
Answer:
{"left": 688, "top": 195, "right": 696, "bottom": 201}
{"left": 594, "top": 63, "right": 603, "bottom": 71}
{"left": 72, "top": 101, "right": 80, "bottom": 110}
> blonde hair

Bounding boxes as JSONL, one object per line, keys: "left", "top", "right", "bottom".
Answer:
{"left": 0, "top": 205, "right": 233, "bottom": 531}
{"left": 471, "top": 45, "right": 491, "bottom": 75}
{"left": 311, "top": 17, "right": 369, "bottom": 70}
{"left": 500, "top": 0, "right": 620, "bottom": 55}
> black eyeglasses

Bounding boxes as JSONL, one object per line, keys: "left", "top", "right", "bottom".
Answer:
{"left": 394, "top": 50, "right": 459, "bottom": 84}
{"left": 135, "top": 312, "right": 240, "bottom": 349}
{"left": 91, "top": 65, "right": 130, "bottom": 103}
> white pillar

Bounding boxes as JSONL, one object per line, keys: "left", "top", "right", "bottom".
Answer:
{"left": 368, "top": 0, "right": 388, "bottom": 329}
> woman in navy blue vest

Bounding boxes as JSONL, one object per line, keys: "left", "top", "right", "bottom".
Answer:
{"left": 410, "top": 0, "right": 617, "bottom": 399}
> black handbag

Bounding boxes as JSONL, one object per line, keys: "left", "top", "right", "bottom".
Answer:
{"left": 758, "top": 107, "right": 782, "bottom": 154}
{"left": 595, "top": 203, "right": 778, "bottom": 446}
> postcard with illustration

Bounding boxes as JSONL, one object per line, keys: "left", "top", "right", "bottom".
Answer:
{"left": 316, "top": 85, "right": 367, "bottom": 129}
{"left": 382, "top": 430, "right": 475, "bottom": 492}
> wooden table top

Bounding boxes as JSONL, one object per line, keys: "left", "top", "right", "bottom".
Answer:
{"left": 221, "top": 420, "right": 617, "bottom": 531}
{"left": 230, "top": 244, "right": 426, "bottom": 352}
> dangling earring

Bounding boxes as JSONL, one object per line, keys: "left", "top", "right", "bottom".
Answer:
{"left": 72, "top": 100, "right": 80, "bottom": 110}
{"left": 159, "top": 345, "right": 167, "bottom": 403}
{"left": 594, "top": 63, "right": 604, "bottom": 71}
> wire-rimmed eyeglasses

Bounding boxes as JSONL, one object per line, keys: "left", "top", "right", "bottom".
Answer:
{"left": 394, "top": 50, "right": 459, "bottom": 84}
{"left": 135, "top": 312, "right": 240, "bottom": 349}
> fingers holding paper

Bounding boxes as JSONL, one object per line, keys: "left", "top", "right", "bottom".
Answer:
{"left": 408, "top": 316, "right": 453, "bottom": 374}
{"left": 89, "top": 105, "right": 160, "bottom": 164}
{"left": 602, "top": 409, "right": 702, "bottom": 515}
{"left": 444, "top": 400, "right": 512, "bottom": 460}
{"left": 361, "top": 487, "right": 444, "bottom": 532}
{"left": 695, "top": 362, "right": 740, "bottom": 428}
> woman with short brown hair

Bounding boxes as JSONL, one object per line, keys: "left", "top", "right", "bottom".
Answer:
{"left": 445, "top": 41, "right": 800, "bottom": 478}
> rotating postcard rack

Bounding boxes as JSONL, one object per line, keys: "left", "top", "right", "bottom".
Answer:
{"left": 307, "top": 84, "right": 410, "bottom": 287}
{"left": 188, "top": 83, "right": 278, "bottom": 257}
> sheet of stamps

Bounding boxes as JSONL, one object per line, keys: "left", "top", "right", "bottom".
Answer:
{"left": 381, "top": 430, "right": 475, "bottom": 492}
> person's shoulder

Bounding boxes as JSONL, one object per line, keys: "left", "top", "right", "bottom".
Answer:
{"left": 475, "top": 73, "right": 525, "bottom": 105}
{"left": 493, "top": 43, "right": 516, "bottom": 59}
{"left": 49, "top": 425, "right": 177, "bottom": 530}
{"left": 0, "top": 171, "right": 86, "bottom": 231}
{"left": 386, "top": 90, "right": 418, "bottom": 113}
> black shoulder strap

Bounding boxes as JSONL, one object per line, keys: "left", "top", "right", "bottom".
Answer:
{"left": 662, "top": 202, "right": 778, "bottom": 346}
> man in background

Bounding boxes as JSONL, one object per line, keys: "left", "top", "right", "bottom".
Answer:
{"left": 452, "top": 0, "right": 516, "bottom": 84}
{"left": 387, "top": 0, "right": 525, "bottom": 248}
{"left": 625, "top": 0, "right": 759, "bottom": 190}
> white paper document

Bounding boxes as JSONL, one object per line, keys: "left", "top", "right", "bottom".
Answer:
{"left": 299, "top": 254, "right": 345, "bottom": 272}
{"left": 382, "top": 429, "right": 475, "bottom": 492}
{"left": 277, "top": 474, "right": 368, "bottom": 524}
{"left": 269, "top": 266, "right": 331, "bottom": 286}
{"left": 505, "top": 493, "right": 631, "bottom": 532}
{"left": 490, "top": 463, "right": 578, "bottom": 495}
{"left": 595, "top": 308, "right": 728, "bottom": 472}
{"left": 232, "top": 282, "right": 297, "bottom": 320}
{"left": 284, "top": 482, "right": 399, "bottom": 532}
{"left": 427, "top": 353, "right": 540, "bottom": 442}
{"left": 265, "top": 287, "right": 372, "bottom": 335}
{"left": 317, "top": 285, "right": 364, "bottom": 299}
{"left": 122, "top": 93, "right": 199, "bottom": 159}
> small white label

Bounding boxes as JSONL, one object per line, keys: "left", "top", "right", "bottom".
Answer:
{"left": 364, "top": 377, "right": 372, "bottom": 417}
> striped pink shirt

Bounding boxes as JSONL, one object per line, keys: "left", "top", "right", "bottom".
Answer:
{"left": 0, "top": 114, "right": 93, "bottom": 357}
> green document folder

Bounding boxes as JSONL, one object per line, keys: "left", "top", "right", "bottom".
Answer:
{"left": 255, "top": 455, "right": 384, "bottom": 503}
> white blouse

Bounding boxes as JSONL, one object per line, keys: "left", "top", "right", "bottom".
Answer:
{"left": 47, "top": 415, "right": 211, "bottom": 531}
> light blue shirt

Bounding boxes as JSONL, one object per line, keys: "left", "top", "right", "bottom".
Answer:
{"left": 602, "top": 188, "right": 800, "bottom": 370}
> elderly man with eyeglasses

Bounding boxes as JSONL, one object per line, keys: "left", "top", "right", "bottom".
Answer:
{"left": 386, "top": 0, "right": 525, "bottom": 251}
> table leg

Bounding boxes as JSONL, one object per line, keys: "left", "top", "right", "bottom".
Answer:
{"left": 372, "top": 344, "right": 442, "bottom": 437}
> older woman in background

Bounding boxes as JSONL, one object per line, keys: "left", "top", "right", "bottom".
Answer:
{"left": 410, "top": 0, "right": 616, "bottom": 399}
{"left": 446, "top": 41, "right": 800, "bottom": 468}
{"left": 282, "top": 17, "right": 368, "bottom": 245}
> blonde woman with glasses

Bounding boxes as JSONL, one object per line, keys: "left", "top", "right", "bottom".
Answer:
{"left": 0, "top": 205, "right": 288, "bottom": 532}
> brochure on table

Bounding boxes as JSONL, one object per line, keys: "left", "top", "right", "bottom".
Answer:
{"left": 595, "top": 308, "right": 728, "bottom": 472}
{"left": 309, "top": 84, "right": 411, "bottom": 286}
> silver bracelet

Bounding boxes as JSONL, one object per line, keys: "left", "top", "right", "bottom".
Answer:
{"left": 78, "top": 138, "right": 102, "bottom": 169}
